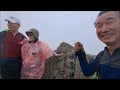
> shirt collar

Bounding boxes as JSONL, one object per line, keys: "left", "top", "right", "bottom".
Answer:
{"left": 104, "top": 46, "right": 120, "bottom": 52}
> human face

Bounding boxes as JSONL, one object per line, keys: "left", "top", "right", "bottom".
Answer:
{"left": 7, "top": 21, "right": 20, "bottom": 32}
{"left": 27, "top": 33, "right": 36, "bottom": 42}
{"left": 95, "top": 11, "right": 120, "bottom": 46}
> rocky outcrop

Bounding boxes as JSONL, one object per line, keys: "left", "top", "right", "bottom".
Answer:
{"left": 55, "top": 42, "right": 74, "bottom": 54}
{"left": 42, "top": 42, "right": 95, "bottom": 79}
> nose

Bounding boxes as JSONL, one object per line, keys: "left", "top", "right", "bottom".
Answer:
{"left": 101, "top": 24, "right": 109, "bottom": 32}
{"left": 28, "top": 34, "right": 32, "bottom": 37}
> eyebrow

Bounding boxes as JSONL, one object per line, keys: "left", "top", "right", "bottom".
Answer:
{"left": 106, "top": 17, "right": 115, "bottom": 21}
{"left": 94, "top": 17, "right": 115, "bottom": 27}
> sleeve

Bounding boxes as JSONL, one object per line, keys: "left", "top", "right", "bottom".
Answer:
{"left": 76, "top": 51, "right": 98, "bottom": 76}
{"left": 36, "top": 42, "right": 53, "bottom": 79}
{"left": 41, "top": 42, "right": 53, "bottom": 61}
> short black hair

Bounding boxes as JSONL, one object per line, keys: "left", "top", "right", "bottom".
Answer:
{"left": 97, "top": 11, "right": 120, "bottom": 18}
{"left": 94, "top": 11, "right": 120, "bottom": 27}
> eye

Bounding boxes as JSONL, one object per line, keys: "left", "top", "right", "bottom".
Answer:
{"left": 96, "top": 24, "right": 101, "bottom": 29}
{"left": 106, "top": 18, "right": 115, "bottom": 25}
{"left": 106, "top": 20, "right": 113, "bottom": 25}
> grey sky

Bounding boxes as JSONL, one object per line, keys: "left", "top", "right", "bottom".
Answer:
{"left": 0, "top": 11, "right": 105, "bottom": 55}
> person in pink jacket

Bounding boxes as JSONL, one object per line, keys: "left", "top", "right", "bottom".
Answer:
{"left": 20, "top": 28, "right": 53, "bottom": 79}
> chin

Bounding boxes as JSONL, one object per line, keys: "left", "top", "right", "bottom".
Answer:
{"left": 103, "top": 41, "right": 114, "bottom": 46}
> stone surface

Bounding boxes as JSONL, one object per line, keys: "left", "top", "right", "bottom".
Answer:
{"left": 42, "top": 42, "right": 95, "bottom": 79}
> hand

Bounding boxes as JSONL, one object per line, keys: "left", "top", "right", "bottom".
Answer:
{"left": 19, "top": 39, "right": 29, "bottom": 45}
{"left": 74, "top": 42, "right": 84, "bottom": 52}
{"left": 57, "top": 53, "right": 64, "bottom": 57}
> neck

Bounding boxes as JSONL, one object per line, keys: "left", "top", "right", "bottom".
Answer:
{"left": 107, "top": 44, "right": 120, "bottom": 55}
{"left": 9, "top": 30, "right": 18, "bottom": 36}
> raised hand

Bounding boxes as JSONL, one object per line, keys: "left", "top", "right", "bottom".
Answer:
{"left": 74, "top": 42, "right": 84, "bottom": 52}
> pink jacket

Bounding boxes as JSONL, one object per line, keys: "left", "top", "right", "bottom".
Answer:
{"left": 20, "top": 40, "right": 53, "bottom": 79}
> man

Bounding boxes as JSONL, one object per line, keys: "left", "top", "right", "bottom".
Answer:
{"left": 0, "top": 16, "right": 25, "bottom": 79}
{"left": 75, "top": 11, "right": 120, "bottom": 79}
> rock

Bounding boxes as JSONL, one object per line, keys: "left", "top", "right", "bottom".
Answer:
{"left": 42, "top": 42, "right": 95, "bottom": 79}
{"left": 55, "top": 42, "right": 74, "bottom": 54}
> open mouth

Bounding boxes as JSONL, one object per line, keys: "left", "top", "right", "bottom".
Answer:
{"left": 101, "top": 33, "right": 113, "bottom": 39}
{"left": 102, "top": 34, "right": 111, "bottom": 38}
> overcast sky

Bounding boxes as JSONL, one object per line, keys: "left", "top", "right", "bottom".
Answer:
{"left": 0, "top": 11, "right": 106, "bottom": 55}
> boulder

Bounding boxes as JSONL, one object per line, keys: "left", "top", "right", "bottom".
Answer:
{"left": 42, "top": 42, "right": 95, "bottom": 79}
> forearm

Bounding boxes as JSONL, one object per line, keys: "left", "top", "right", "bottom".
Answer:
{"left": 75, "top": 51, "right": 97, "bottom": 76}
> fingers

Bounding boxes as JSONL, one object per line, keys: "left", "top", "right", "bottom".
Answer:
{"left": 75, "top": 42, "right": 83, "bottom": 46}
{"left": 57, "top": 53, "right": 64, "bottom": 57}
{"left": 74, "top": 42, "right": 84, "bottom": 52}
